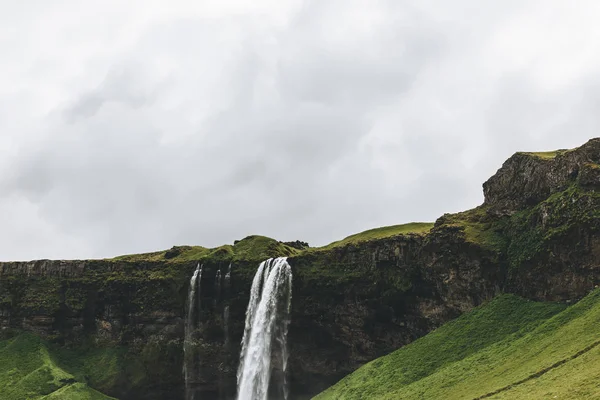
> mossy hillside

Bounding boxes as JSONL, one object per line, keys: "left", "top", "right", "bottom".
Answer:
{"left": 0, "top": 333, "right": 116, "bottom": 399}
{"left": 431, "top": 176, "right": 600, "bottom": 273}
{"left": 289, "top": 223, "right": 433, "bottom": 296}
{"left": 502, "top": 182, "right": 600, "bottom": 271}
{"left": 431, "top": 206, "right": 508, "bottom": 255}
{"left": 316, "top": 222, "right": 434, "bottom": 251}
{"left": 316, "top": 287, "right": 600, "bottom": 400}
{"left": 520, "top": 151, "right": 559, "bottom": 159}
{"left": 314, "top": 294, "right": 565, "bottom": 400}
{"left": 42, "top": 383, "right": 115, "bottom": 400}
{"left": 112, "top": 235, "right": 300, "bottom": 264}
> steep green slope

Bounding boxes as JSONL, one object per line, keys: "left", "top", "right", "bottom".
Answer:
{"left": 0, "top": 333, "right": 117, "bottom": 399}
{"left": 316, "top": 288, "right": 600, "bottom": 400}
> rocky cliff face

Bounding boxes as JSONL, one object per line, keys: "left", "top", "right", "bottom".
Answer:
{"left": 483, "top": 138, "right": 600, "bottom": 215}
{"left": 1, "top": 139, "right": 599, "bottom": 399}
{"left": 482, "top": 138, "right": 600, "bottom": 301}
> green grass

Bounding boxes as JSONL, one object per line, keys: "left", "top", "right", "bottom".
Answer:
{"left": 317, "top": 222, "right": 434, "bottom": 250}
{"left": 42, "top": 383, "right": 115, "bottom": 400}
{"left": 314, "top": 294, "right": 566, "bottom": 399}
{"left": 0, "top": 333, "right": 116, "bottom": 399}
{"left": 519, "top": 146, "right": 576, "bottom": 160}
{"left": 520, "top": 151, "right": 559, "bottom": 159}
{"left": 232, "top": 235, "right": 300, "bottom": 261}
{"left": 504, "top": 183, "right": 600, "bottom": 270}
{"left": 435, "top": 206, "right": 507, "bottom": 253}
{"left": 111, "top": 245, "right": 211, "bottom": 262}
{"left": 111, "top": 235, "right": 300, "bottom": 264}
{"left": 315, "top": 288, "right": 600, "bottom": 399}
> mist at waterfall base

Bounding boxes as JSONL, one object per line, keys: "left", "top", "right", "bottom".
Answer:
{"left": 237, "top": 258, "right": 293, "bottom": 400}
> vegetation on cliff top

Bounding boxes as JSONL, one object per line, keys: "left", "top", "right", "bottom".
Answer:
{"left": 316, "top": 288, "right": 600, "bottom": 400}
{"left": 316, "top": 222, "right": 434, "bottom": 250}
{"left": 519, "top": 150, "right": 559, "bottom": 159}
{"left": 112, "top": 234, "right": 300, "bottom": 263}
{"left": 518, "top": 146, "right": 575, "bottom": 160}
{"left": 432, "top": 206, "right": 507, "bottom": 253}
{"left": 110, "top": 223, "right": 435, "bottom": 264}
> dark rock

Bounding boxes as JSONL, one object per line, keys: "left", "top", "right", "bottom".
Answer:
{"left": 483, "top": 138, "right": 600, "bottom": 215}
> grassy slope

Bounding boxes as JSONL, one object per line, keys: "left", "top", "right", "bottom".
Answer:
{"left": 316, "top": 288, "right": 600, "bottom": 400}
{"left": 435, "top": 206, "right": 506, "bottom": 253}
{"left": 316, "top": 222, "right": 434, "bottom": 250}
{"left": 112, "top": 234, "right": 300, "bottom": 263}
{"left": 520, "top": 151, "right": 559, "bottom": 159}
{"left": 0, "top": 333, "right": 117, "bottom": 400}
{"left": 519, "top": 147, "right": 573, "bottom": 159}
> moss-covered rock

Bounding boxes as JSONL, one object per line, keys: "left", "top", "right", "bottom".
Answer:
{"left": 483, "top": 138, "right": 600, "bottom": 215}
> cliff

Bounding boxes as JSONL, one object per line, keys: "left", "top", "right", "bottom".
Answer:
{"left": 0, "top": 138, "right": 599, "bottom": 399}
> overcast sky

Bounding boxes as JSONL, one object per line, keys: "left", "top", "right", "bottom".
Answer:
{"left": 1, "top": 0, "right": 599, "bottom": 260}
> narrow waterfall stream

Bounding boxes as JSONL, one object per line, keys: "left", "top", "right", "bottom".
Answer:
{"left": 214, "top": 269, "right": 222, "bottom": 307}
{"left": 224, "top": 263, "right": 232, "bottom": 347}
{"left": 184, "top": 263, "right": 203, "bottom": 400}
{"left": 237, "top": 257, "right": 293, "bottom": 400}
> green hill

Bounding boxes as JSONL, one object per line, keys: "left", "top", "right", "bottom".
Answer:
{"left": 0, "top": 333, "right": 117, "bottom": 399}
{"left": 315, "top": 288, "right": 600, "bottom": 399}
{"left": 317, "top": 222, "right": 434, "bottom": 250}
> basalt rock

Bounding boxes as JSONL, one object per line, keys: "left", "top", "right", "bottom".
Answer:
{"left": 483, "top": 138, "right": 600, "bottom": 215}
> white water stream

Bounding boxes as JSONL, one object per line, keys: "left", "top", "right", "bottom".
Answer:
{"left": 237, "top": 257, "right": 293, "bottom": 400}
{"left": 184, "top": 263, "right": 203, "bottom": 400}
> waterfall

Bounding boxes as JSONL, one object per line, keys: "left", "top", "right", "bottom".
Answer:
{"left": 184, "top": 263, "right": 203, "bottom": 400}
{"left": 223, "top": 305, "right": 230, "bottom": 347}
{"left": 214, "top": 269, "right": 222, "bottom": 307}
{"left": 224, "top": 263, "right": 232, "bottom": 347}
{"left": 225, "top": 263, "right": 232, "bottom": 284}
{"left": 237, "top": 257, "right": 293, "bottom": 400}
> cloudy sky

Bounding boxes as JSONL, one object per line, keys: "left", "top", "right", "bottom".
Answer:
{"left": 1, "top": 0, "right": 599, "bottom": 260}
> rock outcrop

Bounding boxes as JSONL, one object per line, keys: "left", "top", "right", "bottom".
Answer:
{"left": 0, "top": 138, "right": 599, "bottom": 399}
{"left": 483, "top": 138, "right": 600, "bottom": 215}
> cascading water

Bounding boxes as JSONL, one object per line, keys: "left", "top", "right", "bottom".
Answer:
{"left": 225, "top": 263, "right": 232, "bottom": 283}
{"left": 214, "top": 269, "right": 222, "bottom": 307}
{"left": 224, "top": 264, "right": 232, "bottom": 347}
{"left": 184, "top": 263, "right": 203, "bottom": 400}
{"left": 237, "top": 257, "right": 293, "bottom": 400}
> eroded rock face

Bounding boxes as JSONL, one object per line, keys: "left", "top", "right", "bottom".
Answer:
{"left": 0, "top": 138, "right": 598, "bottom": 399}
{"left": 483, "top": 138, "right": 600, "bottom": 215}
